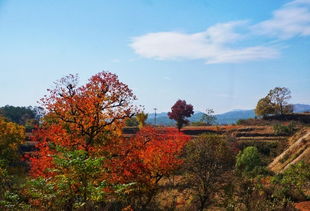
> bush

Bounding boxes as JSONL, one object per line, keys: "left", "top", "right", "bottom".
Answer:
{"left": 273, "top": 122, "right": 296, "bottom": 136}
{"left": 236, "top": 119, "right": 248, "bottom": 125}
{"left": 125, "top": 117, "right": 139, "bottom": 127}
{"left": 272, "top": 161, "right": 310, "bottom": 201}
{"left": 236, "top": 147, "right": 263, "bottom": 177}
{"left": 191, "top": 121, "right": 208, "bottom": 126}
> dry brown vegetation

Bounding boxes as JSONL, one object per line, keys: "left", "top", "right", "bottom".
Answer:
{"left": 269, "top": 127, "right": 310, "bottom": 173}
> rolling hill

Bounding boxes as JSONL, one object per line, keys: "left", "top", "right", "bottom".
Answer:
{"left": 146, "top": 104, "right": 310, "bottom": 126}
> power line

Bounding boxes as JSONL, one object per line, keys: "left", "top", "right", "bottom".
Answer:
{"left": 154, "top": 108, "right": 157, "bottom": 126}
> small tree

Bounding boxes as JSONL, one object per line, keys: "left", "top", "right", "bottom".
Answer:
{"left": 200, "top": 108, "right": 216, "bottom": 125}
{"left": 168, "top": 100, "right": 194, "bottom": 131}
{"left": 256, "top": 87, "right": 292, "bottom": 117}
{"left": 136, "top": 112, "right": 148, "bottom": 129}
{"left": 24, "top": 148, "right": 108, "bottom": 210}
{"left": 255, "top": 97, "right": 276, "bottom": 117}
{"left": 268, "top": 87, "right": 292, "bottom": 115}
{"left": 183, "top": 134, "right": 234, "bottom": 210}
{"left": 125, "top": 117, "right": 139, "bottom": 127}
{"left": 236, "top": 146, "right": 261, "bottom": 177}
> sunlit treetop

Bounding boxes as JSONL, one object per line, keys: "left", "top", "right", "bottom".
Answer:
{"left": 40, "top": 71, "right": 139, "bottom": 149}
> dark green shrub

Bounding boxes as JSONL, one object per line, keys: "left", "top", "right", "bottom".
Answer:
{"left": 273, "top": 122, "right": 296, "bottom": 136}
{"left": 236, "top": 146, "right": 262, "bottom": 177}
{"left": 236, "top": 119, "right": 247, "bottom": 125}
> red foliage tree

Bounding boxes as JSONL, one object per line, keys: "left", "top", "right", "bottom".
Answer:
{"left": 30, "top": 71, "right": 138, "bottom": 177}
{"left": 41, "top": 72, "right": 137, "bottom": 149}
{"left": 168, "top": 99, "right": 194, "bottom": 131}
{"left": 106, "top": 126, "right": 190, "bottom": 208}
{"left": 28, "top": 72, "right": 190, "bottom": 209}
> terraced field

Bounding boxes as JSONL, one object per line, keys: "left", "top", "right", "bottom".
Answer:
{"left": 269, "top": 127, "right": 310, "bottom": 173}
{"left": 21, "top": 125, "right": 290, "bottom": 163}
{"left": 181, "top": 125, "right": 289, "bottom": 142}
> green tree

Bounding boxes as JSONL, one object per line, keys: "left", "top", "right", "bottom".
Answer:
{"left": 255, "top": 97, "right": 276, "bottom": 117}
{"left": 0, "top": 105, "right": 43, "bottom": 125}
{"left": 236, "top": 146, "right": 262, "bottom": 177}
{"left": 23, "top": 148, "right": 114, "bottom": 210}
{"left": 255, "top": 87, "right": 293, "bottom": 117}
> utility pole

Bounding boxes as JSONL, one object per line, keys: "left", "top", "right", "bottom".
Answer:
{"left": 154, "top": 108, "right": 157, "bottom": 126}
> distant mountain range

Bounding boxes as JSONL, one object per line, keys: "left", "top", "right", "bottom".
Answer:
{"left": 146, "top": 104, "right": 310, "bottom": 126}
{"left": 293, "top": 104, "right": 310, "bottom": 113}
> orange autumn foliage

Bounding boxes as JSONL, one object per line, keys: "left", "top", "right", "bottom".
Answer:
{"left": 40, "top": 72, "right": 137, "bottom": 149}
{"left": 28, "top": 125, "right": 85, "bottom": 177}
{"left": 107, "top": 126, "right": 190, "bottom": 186}
{"left": 28, "top": 72, "right": 190, "bottom": 211}
{"left": 29, "top": 72, "right": 138, "bottom": 178}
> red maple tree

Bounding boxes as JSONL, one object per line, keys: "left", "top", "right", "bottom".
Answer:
{"left": 168, "top": 99, "right": 194, "bottom": 131}
{"left": 106, "top": 126, "right": 190, "bottom": 208}
{"left": 30, "top": 71, "right": 138, "bottom": 177}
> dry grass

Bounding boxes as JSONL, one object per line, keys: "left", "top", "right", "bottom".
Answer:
{"left": 268, "top": 127, "right": 310, "bottom": 173}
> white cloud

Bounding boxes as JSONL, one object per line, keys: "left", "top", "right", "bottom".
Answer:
{"left": 130, "top": 21, "right": 279, "bottom": 64}
{"left": 253, "top": 0, "right": 310, "bottom": 39}
{"left": 285, "top": 0, "right": 310, "bottom": 6}
{"left": 130, "top": 0, "right": 310, "bottom": 64}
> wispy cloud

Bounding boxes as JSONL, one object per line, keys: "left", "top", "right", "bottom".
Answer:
{"left": 130, "top": 21, "right": 279, "bottom": 64}
{"left": 285, "top": 0, "right": 310, "bottom": 6}
{"left": 253, "top": 0, "right": 310, "bottom": 39}
{"left": 111, "top": 59, "right": 121, "bottom": 63}
{"left": 130, "top": 0, "right": 310, "bottom": 64}
{"left": 163, "top": 76, "right": 171, "bottom": 81}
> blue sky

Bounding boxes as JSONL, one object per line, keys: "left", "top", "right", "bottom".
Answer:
{"left": 0, "top": 0, "right": 309, "bottom": 114}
